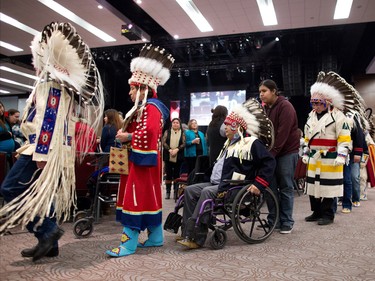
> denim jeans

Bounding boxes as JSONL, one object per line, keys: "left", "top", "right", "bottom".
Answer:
{"left": 268, "top": 153, "right": 298, "bottom": 228}
{"left": 341, "top": 163, "right": 353, "bottom": 210}
{"left": 351, "top": 162, "right": 361, "bottom": 202}
{"left": 1, "top": 154, "right": 58, "bottom": 243}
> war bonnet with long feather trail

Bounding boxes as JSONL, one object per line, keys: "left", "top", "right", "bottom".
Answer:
{"left": 0, "top": 22, "right": 104, "bottom": 234}
{"left": 310, "top": 71, "right": 369, "bottom": 131}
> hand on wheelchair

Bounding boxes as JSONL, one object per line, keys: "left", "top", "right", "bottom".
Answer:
{"left": 247, "top": 184, "right": 260, "bottom": 195}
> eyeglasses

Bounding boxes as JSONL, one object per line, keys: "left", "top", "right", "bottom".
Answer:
{"left": 311, "top": 102, "right": 324, "bottom": 106}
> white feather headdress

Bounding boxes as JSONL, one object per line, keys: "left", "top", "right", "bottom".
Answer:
{"left": 128, "top": 44, "right": 175, "bottom": 91}
{"left": 125, "top": 44, "right": 174, "bottom": 122}
{"left": 310, "top": 71, "right": 369, "bottom": 130}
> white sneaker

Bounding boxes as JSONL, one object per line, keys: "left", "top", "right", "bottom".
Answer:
{"left": 353, "top": 201, "right": 361, "bottom": 207}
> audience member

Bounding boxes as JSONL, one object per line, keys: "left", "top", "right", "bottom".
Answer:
{"left": 260, "top": 79, "right": 299, "bottom": 234}
{"left": 162, "top": 118, "right": 186, "bottom": 199}
{"left": 0, "top": 102, "right": 15, "bottom": 166}
{"left": 184, "top": 119, "right": 208, "bottom": 174}
{"left": 340, "top": 113, "right": 364, "bottom": 213}
{"left": 7, "top": 109, "right": 22, "bottom": 150}
{"left": 206, "top": 105, "right": 228, "bottom": 166}
{"left": 303, "top": 71, "right": 351, "bottom": 226}
{"left": 100, "top": 109, "right": 122, "bottom": 152}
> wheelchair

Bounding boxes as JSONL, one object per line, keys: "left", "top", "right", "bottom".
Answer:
{"left": 72, "top": 153, "right": 120, "bottom": 238}
{"left": 164, "top": 180, "right": 279, "bottom": 249}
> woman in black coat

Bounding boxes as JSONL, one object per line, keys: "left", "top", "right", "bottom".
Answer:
{"left": 162, "top": 118, "right": 186, "bottom": 199}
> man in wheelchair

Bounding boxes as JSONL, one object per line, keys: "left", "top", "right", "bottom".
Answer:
{"left": 177, "top": 99, "right": 276, "bottom": 249}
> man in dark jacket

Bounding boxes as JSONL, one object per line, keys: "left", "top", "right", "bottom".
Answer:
{"left": 177, "top": 100, "right": 275, "bottom": 249}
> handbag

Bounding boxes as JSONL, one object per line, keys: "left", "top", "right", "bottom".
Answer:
{"left": 109, "top": 141, "right": 129, "bottom": 175}
{"left": 108, "top": 110, "right": 137, "bottom": 175}
{"left": 163, "top": 212, "right": 182, "bottom": 233}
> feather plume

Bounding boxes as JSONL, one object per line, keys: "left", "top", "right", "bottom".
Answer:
{"left": 231, "top": 98, "right": 274, "bottom": 150}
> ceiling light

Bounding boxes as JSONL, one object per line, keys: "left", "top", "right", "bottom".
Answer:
{"left": 174, "top": 35, "right": 180, "bottom": 39}
{"left": 38, "top": 0, "right": 116, "bottom": 42}
{"left": 0, "top": 13, "right": 39, "bottom": 35}
{"left": 98, "top": 5, "right": 103, "bottom": 9}
{"left": 334, "top": 0, "right": 353, "bottom": 19}
{"left": 0, "top": 66, "right": 38, "bottom": 80}
{"left": 0, "top": 90, "right": 11, "bottom": 94}
{"left": 176, "top": 0, "right": 213, "bottom": 32}
{"left": 256, "top": 0, "right": 278, "bottom": 26}
{"left": 0, "top": 78, "right": 34, "bottom": 90}
{"left": 0, "top": 41, "right": 23, "bottom": 52}
{"left": 275, "top": 36, "right": 280, "bottom": 41}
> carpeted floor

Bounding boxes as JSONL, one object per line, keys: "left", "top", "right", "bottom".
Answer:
{"left": 1, "top": 188, "right": 375, "bottom": 281}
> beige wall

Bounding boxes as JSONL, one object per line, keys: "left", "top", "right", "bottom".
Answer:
{"left": 354, "top": 74, "right": 375, "bottom": 110}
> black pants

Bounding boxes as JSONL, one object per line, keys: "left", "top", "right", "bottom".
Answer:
{"left": 309, "top": 196, "right": 335, "bottom": 220}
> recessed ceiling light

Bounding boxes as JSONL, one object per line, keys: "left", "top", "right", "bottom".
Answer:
{"left": 0, "top": 13, "right": 39, "bottom": 35}
{"left": 0, "top": 78, "right": 34, "bottom": 90}
{"left": 174, "top": 35, "right": 180, "bottom": 39}
{"left": 334, "top": 0, "right": 353, "bottom": 19}
{"left": 136, "top": 0, "right": 142, "bottom": 4}
{"left": 176, "top": 0, "right": 213, "bottom": 32}
{"left": 0, "top": 41, "right": 23, "bottom": 52}
{"left": 98, "top": 5, "right": 103, "bottom": 9}
{"left": 256, "top": 0, "right": 278, "bottom": 26}
{"left": 38, "top": 0, "right": 116, "bottom": 42}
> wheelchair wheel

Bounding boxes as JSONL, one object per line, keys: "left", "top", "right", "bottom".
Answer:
{"left": 73, "top": 210, "right": 88, "bottom": 223}
{"left": 208, "top": 228, "right": 227, "bottom": 250}
{"left": 73, "top": 218, "right": 94, "bottom": 238}
{"left": 231, "top": 186, "right": 279, "bottom": 244}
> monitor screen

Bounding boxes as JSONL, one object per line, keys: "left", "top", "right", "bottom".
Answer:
{"left": 189, "top": 90, "right": 246, "bottom": 126}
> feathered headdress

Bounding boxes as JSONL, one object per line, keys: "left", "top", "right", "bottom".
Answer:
{"left": 224, "top": 98, "right": 274, "bottom": 150}
{"left": 128, "top": 44, "right": 174, "bottom": 94}
{"left": 30, "top": 22, "right": 105, "bottom": 157}
{"left": 125, "top": 44, "right": 174, "bottom": 122}
{"left": 310, "top": 71, "right": 369, "bottom": 130}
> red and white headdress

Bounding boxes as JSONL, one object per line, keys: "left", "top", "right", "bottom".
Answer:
{"left": 225, "top": 98, "right": 274, "bottom": 150}
{"left": 125, "top": 44, "right": 174, "bottom": 122}
{"left": 128, "top": 44, "right": 174, "bottom": 96}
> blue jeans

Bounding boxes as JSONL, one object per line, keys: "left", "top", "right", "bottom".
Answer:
{"left": 269, "top": 153, "right": 298, "bottom": 228}
{"left": 351, "top": 162, "right": 360, "bottom": 202}
{"left": 1, "top": 154, "right": 58, "bottom": 243}
{"left": 341, "top": 163, "right": 352, "bottom": 210}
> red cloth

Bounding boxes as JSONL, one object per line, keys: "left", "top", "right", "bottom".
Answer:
{"left": 75, "top": 121, "right": 97, "bottom": 153}
{"left": 367, "top": 144, "right": 375, "bottom": 187}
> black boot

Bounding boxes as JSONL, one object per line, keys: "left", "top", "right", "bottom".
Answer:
{"left": 33, "top": 226, "right": 64, "bottom": 262}
{"left": 165, "top": 192, "right": 171, "bottom": 199}
{"left": 21, "top": 245, "right": 59, "bottom": 258}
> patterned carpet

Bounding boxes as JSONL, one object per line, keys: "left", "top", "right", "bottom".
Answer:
{"left": 1, "top": 188, "right": 375, "bottom": 281}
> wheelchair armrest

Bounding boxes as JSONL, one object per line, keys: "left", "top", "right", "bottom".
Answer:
{"left": 222, "top": 179, "right": 252, "bottom": 185}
